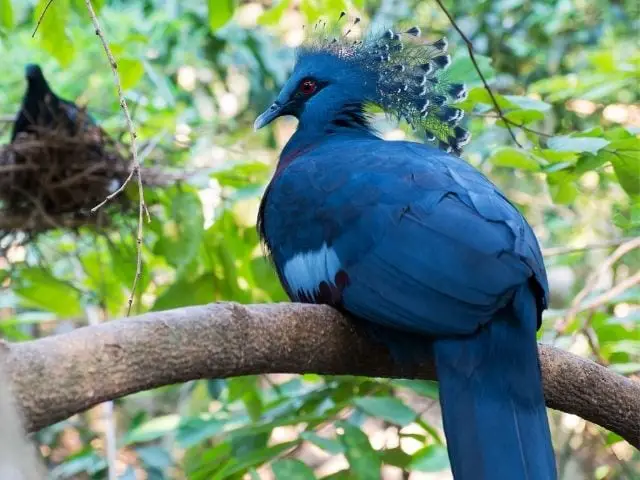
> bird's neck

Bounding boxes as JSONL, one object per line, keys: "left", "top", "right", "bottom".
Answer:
{"left": 278, "top": 102, "right": 375, "bottom": 173}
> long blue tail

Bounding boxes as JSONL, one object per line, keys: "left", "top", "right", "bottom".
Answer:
{"left": 433, "top": 286, "right": 557, "bottom": 480}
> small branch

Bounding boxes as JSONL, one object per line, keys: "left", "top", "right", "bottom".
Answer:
{"left": 542, "top": 238, "right": 638, "bottom": 257}
{"left": 476, "top": 112, "right": 554, "bottom": 138}
{"left": 82, "top": 0, "right": 149, "bottom": 317}
{"left": 432, "top": 0, "right": 523, "bottom": 147}
{"left": 581, "top": 271, "right": 640, "bottom": 312}
{"left": 32, "top": 0, "right": 55, "bottom": 38}
{"left": 2, "top": 303, "right": 639, "bottom": 447}
{"left": 556, "top": 237, "right": 640, "bottom": 333}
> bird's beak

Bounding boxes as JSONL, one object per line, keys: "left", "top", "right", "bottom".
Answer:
{"left": 254, "top": 102, "right": 284, "bottom": 131}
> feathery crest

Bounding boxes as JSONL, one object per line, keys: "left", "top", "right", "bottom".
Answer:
{"left": 298, "top": 14, "right": 470, "bottom": 155}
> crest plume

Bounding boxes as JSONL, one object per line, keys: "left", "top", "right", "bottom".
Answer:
{"left": 298, "top": 14, "right": 471, "bottom": 155}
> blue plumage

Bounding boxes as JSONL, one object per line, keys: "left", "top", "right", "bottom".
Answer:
{"left": 256, "top": 16, "right": 556, "bottom": 479}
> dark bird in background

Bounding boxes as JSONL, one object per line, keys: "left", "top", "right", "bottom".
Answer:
{"left": 11, "top": 64, "right": 96, "bottom": 143}
{"left": 255, "top": 15, "right": 557, "bottom": 480}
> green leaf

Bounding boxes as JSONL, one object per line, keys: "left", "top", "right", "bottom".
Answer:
{"left": 381, "top": 447, "right": 413, "bottom": 468}
{"left": 212, "top": 441, "right": 299, "bottom": 479}
{"left": 501, "top": 109, "right": 545, "bottom": 125}
{"left": 393, "top": 379, "right": 439, "bottom": 399}
{"left": 353, "top": 396, "right": 417, "bottom": 426}
{"left": 71, "top": 0, "right": 104, "bottom": 14}
{"left": 151, "top": 273, "right": 216, "bottom": 311}
{"left": 548, "top": 179, "right": 579, "bottom": 205}
{"left": 542, "top": 161, "right": 575, "bottom": 174}
{"left": 502, "top": 95, "right": 552, "bottom": 112}
{"left": 117, "top": 57, "right": 145, "bottom": 90}
{"left": 13, "top": 268, "right": 82, "bottom": 317}
{"left": 547, "top": 136, "right": 610, "bottom": 154}
{"left": 606, "top": 139, "right": 640, "bottom": 196}
{"left": 34, "top": 0, "right": 74, "bottom": 66}
{"left": 447, "top": 54, "right": 495, "bottom": 86}
{"left": 153, "top": 189, "right": 204, "bottom": 275}
{"left": 228, "top": 375, "right": 258, "bottom": 402}
{"left": 0, "top": 0, "right": 13, "bottom": 29}
{"left": 301, "top": 432, "right": 344, "bottom": 454}
{"left": 323, "top": 0, "right": 347, "bottom": 17}
{"left": 176, "top": 417, "right": 225, "bottom": 448}
{"left": 207, "top": 379, "right": 226, "bottom": 399}
{"left": 409, "top": 445, "right": 450, "bottom": 472}
{"left": 135, "top": 446, "right": 172, "bottom": 472}
{"left": 125, "top": 415, "right": 180, "bottom": 444}
{"left": 272, "top": 459, "right": 316, "bottom": 479}
{"left": 536, "top": 149, "right": 578, "bottom": 164}
{"left": 300, "top": 0, "right": 323, "bottom": 23}
{"left": 208, "top": 0, "right": 236, "bottom": 31}
{"left": 459, "top": 87, "right": 514, "bottom": 111}
{"left": 337, "top": 421, "right": 381, "bottom": 478}
{"left": 449, "top": 56, "right": 495, "bottom": 84}
{"left": 258, "top": 0, "right": 290, "bottom": 26}
{"left": 107, "top": 240, "right": 151, "bottom": 294}
{"left": 228, "top": 376, "right": 263, "bottom": 421}
{"left": 212, "top": 161, "right": 271, "bottom": 189}
{"left": 488, "top": 147, "right": 541, "bottom": 171}
{"left": 81, "top": 251, "right": 125, "bottom": 317}
{"left": 320, "top": 470, "right": 350, "bottom": 480}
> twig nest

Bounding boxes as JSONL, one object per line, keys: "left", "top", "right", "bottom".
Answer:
{"left": 0, "top": 121, "right": 131, "bottom": 234}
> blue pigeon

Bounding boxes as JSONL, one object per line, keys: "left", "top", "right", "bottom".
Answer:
{"left": 255, "top": 17, "right": 556, "bottom": 480}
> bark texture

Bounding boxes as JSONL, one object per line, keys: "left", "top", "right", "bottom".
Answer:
{"left": 1, "top": 302, "right": 638, "bottom": 446}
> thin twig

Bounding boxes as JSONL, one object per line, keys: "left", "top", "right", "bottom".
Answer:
{"left": 32, "top": 0, "right": 55, "bottom": 38}
{"left": 432, "top": 0, "right": 523, "bottom": 147}
{"left": 82, "top": 0, "right": 149, "bottom": 318}
{"left": 542, "top": 237, "right": 638, "bottom": 257}
{"left": 581, "top": 317, "right": 607, "bottom": 365}
{"left": 581, "top": 271, "right": 640, "bottom": 312}
{"left": 556, "top": 237, "right": 640, "bottom": 334}
{"left": 476, "top": 112, "right": 554, "bottom": 138}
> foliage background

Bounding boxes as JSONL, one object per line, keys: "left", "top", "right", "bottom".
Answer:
{"left": 0, "top": 0, "right": 638, "bottom": 478}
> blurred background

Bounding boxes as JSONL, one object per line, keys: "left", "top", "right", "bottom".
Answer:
{"left": 0, "top": 0, "right": 638, "bottom": 478}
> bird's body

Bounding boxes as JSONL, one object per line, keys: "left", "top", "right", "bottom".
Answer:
{"left": 11, "top": 64, "right": 95, "bottom": 143}
{"left": 256, "top": 17, "right": 557, "bottom": 479}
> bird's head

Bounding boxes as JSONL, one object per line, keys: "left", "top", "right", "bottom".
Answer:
{"left": 254, "top": 15, "right": 471, "bottom": 154}
{"left": 25, "top": 64, "right": 44, "bottom": 81}
{"left": 24, "top": 63, "right": 50, "bottom": 91}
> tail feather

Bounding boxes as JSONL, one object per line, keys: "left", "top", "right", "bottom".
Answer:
{"left": 433, "top": 286, "right": 556, "bottom": 480}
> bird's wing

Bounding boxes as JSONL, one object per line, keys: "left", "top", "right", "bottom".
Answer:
{"left": 10, "top": 112, "right": 31, "bottom": 142}
{"left": 263, "top": 138, "right": 547, "bottom": 337}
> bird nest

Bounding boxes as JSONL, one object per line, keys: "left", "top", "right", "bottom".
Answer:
{"left": 0, "top": 124, "right": 132, "bottom": 235}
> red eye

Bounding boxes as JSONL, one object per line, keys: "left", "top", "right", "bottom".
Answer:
{"left": 299, "top": 79, "right": 317, "bottom": 95}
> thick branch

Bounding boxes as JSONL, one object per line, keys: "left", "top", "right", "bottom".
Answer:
{"left": 2, "top": 303, "right": 639, "bottom": 446}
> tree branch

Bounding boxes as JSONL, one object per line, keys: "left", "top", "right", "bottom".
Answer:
{"left": 2, "top": 303, "right": 639, "bottom": 447}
